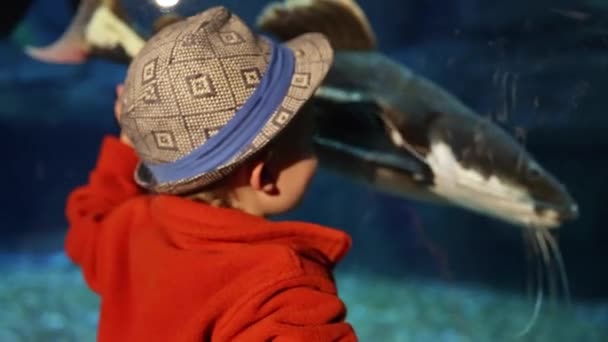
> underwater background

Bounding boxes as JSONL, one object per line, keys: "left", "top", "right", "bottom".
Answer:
{"left": 1, "top": 0, "right": 608, "bottom": 340}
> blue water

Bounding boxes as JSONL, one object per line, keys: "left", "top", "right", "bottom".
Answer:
{"left": 2, "top": 0, "right": 608, "bottom": 340}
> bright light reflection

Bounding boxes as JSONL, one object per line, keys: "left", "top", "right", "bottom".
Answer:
{"left": 155, "top": 0, "right": 179, "bottom": 8}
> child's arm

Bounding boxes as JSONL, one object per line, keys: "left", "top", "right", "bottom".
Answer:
{"left": 217, "top": 274, "right": 358, "bottom": 341}
{"left": 65, "top": 85, "right": 143, "bottom": 294}
{"left": 64, "top": 135, "right": 142, "bottom": 294}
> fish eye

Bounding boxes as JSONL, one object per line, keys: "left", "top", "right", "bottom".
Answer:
{"left": 412, "top": 173, "right": 425, "bottom": 182}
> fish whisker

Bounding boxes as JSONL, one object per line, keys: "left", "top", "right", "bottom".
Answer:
{"left": 515, "top": 229, "right": 544, "bottom": 338}
{"left": 523, "top": 229, "right": 536, "bottom": 307}
{"left": 542, "top": 230, "right": 571, "bottom": 307}
{"left": 536, "top": 229, "right": 558, "bottom": 303}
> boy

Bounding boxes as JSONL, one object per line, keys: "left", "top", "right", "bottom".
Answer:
{"left": 65, "top": 6, "right": 357, "bottom": 342}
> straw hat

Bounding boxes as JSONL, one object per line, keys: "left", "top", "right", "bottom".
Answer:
{"left": 119, "top": 6, "right": 333, "bottom": 194}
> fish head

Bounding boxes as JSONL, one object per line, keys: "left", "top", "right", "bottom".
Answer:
{"left": 414, "top": 111, "right": 579, "bottom": 229}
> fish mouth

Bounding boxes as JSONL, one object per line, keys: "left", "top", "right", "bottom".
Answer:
{"left": 422, "top": 140, "right": 579, "bottom": 229}
{"left": 446, "top": 182, "right": 577, "bottom": 229}
{"left": 534, "top": 200, "right": 579, "bottom": 226}
{"left": 437, "top": 180, "right": 576, "bottom": 229}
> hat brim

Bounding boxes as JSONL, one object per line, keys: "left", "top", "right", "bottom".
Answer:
{"left": 134, "top": 32, "right": 334, "bottom": 194}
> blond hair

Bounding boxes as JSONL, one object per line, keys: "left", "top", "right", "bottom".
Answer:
{"left": 186, "top": 179, "right": 233, "bottom": 208}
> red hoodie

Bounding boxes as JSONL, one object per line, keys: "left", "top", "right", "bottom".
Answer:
{"left": 65, "top": 135, "right": 357, "bottom": 341}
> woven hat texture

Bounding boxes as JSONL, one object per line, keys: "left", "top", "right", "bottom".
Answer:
{"left": 119, "top": 6, "right": 333, "bottom": 194}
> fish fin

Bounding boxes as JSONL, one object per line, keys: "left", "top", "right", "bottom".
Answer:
{"left": 25, "top": 0, "right": 102, "bottom": 63}
{"left": 82, "top": 5, "right": 145, "bottom": 61}
{"left": 257, "top": 0, "right": 376, "bottom": 50}
{"left": 25, "top": 0, "right": 142, "bottom": 64}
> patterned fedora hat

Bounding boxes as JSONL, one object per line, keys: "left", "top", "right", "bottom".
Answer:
{"left": 119, "top": 6, "right": 334, "bottom": 194}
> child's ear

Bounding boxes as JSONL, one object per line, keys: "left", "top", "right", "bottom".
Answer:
{"left": 250, "top": 161, "right": 278, "bottom": 195}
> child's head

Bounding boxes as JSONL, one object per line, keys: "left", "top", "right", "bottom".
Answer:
{"left": 117, "top": 6, "right": 333, "bottom": 217}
